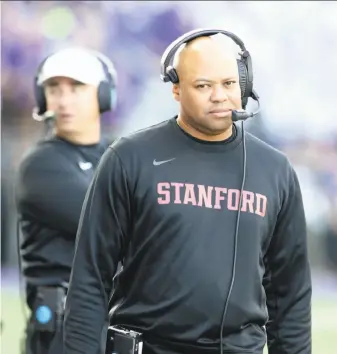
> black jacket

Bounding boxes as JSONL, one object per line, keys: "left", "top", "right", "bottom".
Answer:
{"left": 64, "top": 118, "right": 312, "bottom": 354}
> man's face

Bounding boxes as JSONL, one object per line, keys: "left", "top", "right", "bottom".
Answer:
{"left": 173, "top": 40, "right": 242, "bottom": 136}
{"left": 44, "top": 77, "right": 100, "bottom": 135}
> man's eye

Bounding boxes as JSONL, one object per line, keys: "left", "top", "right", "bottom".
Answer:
{"left": 225, "top": 81, "right": 236, "bottom": 86}
{"left": 47, "top": 87, "right": 59, "bottom": 95}
{"left": 196, "top": 84, "right": 210, "bottom": 89}
{"left": 71, "top": 83, "right": 85, "bottom": 92}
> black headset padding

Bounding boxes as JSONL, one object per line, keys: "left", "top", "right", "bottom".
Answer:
{"left": 97, "top": 59, "right": 114, "bottom": 114}
{"left": 237, "top": 59, "right": 248, "bottom": 108}
{"left": 34, "top": 51, "right": 117, "bottom": 115}
{"left": 166, "top": 65, "right": 178, "bottom": 84}
{"left": 93, "top": 50, "right": 117, "bottom": 113}
{"left": 236, "top": 59, "right": 247, "bottom": 97}
{"left": 34, "top": 57, "right": 49, "bottom": 115}
{"left": 160, "top": 29, "right": 253, "bottom": 109}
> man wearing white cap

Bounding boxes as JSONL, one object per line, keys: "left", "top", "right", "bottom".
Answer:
{"left": 15, "top": 47, "right": 118, "bottom": 354}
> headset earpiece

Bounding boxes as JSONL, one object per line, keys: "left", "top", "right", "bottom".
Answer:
{"left": 166, "top": 66, "right": 179, "bottom": 84}
{"left": 93, "top": 51, "right": 118, "bottom": 113}
{"left": 34, "top": 84, "right": 47, "bottom": 116}
{"left": 236, "top": 60, "right": 247, "bottom": 98}
{"left": 34, "top": 57, "right": 49, "bottom": 116}
{"left": 97, "top": 81, "right": 115, "bottom": 113}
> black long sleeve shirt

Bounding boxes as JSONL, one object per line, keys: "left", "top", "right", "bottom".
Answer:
{"left": 64, "top": 118, "right": 311, "bottom": 354}
{"left": 15, "top": 135, "right": 109, "bottom": 288}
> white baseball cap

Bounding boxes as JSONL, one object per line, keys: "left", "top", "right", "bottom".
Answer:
{"left": 37, "top": 47, "right": 106, "bottom": 86}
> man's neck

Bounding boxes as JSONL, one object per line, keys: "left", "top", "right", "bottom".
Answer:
{"left": 55, "top": 128, "right": 100, "bottom": 145}
{"left": 176, "top": 114, "right": 233, "bottom": 142}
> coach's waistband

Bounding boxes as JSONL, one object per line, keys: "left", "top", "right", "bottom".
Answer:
{"left": 143, "top": 333, "right": 259, "bottom": 354}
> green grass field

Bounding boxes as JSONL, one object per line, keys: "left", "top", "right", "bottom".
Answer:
{"left": 1, "top": 288, "right": 336, "bottom": 354}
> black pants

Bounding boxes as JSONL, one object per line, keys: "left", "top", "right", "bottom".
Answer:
{"left": 23, "top": 318, "right": 63, "bottom": 354}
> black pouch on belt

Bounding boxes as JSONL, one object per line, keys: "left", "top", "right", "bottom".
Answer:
{"left": 31, "top": 286, "right": 66, "bottom": 332}
{"left": 106, "top": 325, "right": 143, "bottom": 354}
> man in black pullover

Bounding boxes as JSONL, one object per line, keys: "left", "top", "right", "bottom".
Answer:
{"left": 64, "top": 30, "right": 311, "bottom": 354}
{"left": 15, "top": 47, "right": 118, "bottom": 354}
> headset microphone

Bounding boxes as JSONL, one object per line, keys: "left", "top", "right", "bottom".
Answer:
{"left": 32, "top": 108, "right": 56, "bottom": 136}
{"left": 232, "top": 89, "right": 260, "bottom": 122}
{"left": 32, "top": 108, "right": 55, "bottom": 122}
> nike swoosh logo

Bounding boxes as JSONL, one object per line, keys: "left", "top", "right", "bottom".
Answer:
{"left": 79, "top": 162, "right": 93, "bottom": 171}
{"left": 153, "top": 158, "right": 176, "bottom": 166}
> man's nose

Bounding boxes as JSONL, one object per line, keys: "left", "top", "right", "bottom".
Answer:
{"left": 57, "top": 91, "right": 74, "bottom": 107}
{"left": 210, "top": 85, "right": 229, "bottom": 103}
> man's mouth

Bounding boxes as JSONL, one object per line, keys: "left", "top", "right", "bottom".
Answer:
{"left": 209, "top": 108, "right": 231, "bottom": 114}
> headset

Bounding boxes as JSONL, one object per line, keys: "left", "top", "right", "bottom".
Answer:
{"left": 161, "top": 29, "right": 259, "bottom": 354}
{"left": 160, "top": 28, "right": 260, "bottom": 121}
{"left": 32, "top": 48, "right": 118, "bottom": 122}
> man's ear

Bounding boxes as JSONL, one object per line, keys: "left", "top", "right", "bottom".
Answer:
{"left": 172, "top": 84, "right": 180, "bottom": 102}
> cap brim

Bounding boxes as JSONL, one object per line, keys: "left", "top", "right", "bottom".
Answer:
{"left": 39, "top": 71, "right": 99, "bottom": 86}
